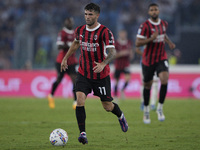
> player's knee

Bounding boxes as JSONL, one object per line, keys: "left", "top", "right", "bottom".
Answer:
{"left": 103, "top": 106, "right": 112, "bottom": 112}
{"left": 161, "top": 80, "right": 168, "bottom": 85}
{"left": 102, "top": 102, "right": 113, "bottom": 112}
{"left": 76, "top": 99, "right": 85, "bottom": 106}
{"left": 144, "top": 84, "right": 152, "bottom": 89}
{"left": 76, "top": 96, "right": 86, "bottom": 106}
{"left": 160, "top": 78, "right": 168, "bottom": 84}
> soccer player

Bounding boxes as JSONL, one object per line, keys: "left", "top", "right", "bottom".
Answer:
{"left": 114, "top": 30, "right": 133, "bottom": 101}
{"left": 48, "top": 17, "right": 78, "bottom": 109}
{"left": 61, "top": 3, "right": 128, "bottom": 145}
{"left": 135, "top": 3, "right": 176, "bottom": 124}
{"left": 135, "top": 47, "right": 159, "bottom": 111}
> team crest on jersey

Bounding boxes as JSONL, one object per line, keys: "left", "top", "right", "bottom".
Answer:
{"left": 94, "top": 35, "right": 98, "bottom": 40}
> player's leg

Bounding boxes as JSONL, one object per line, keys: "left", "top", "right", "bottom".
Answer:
{"left": 142, "top": 64, "right": 154, "bottom": 124}
{"left": 150, "top": 75, "right": 159, "bottom": 111}
{"left": 93, "top": 75, "right": 128, "bottom": 132}
{"left": 69, "top": 73, "right": 77, "bottom": 109}
{"left": 75, "top": 73, "right": 91, "bottom": 144}
{"left": 48, "top": 63, "right": 64, "bottom": 109}
{"left": 143, "top": 80, "right": 153, "bottom": 124}
{"left": 140, "top": 71, "right": 144, "bottom": 110}
{"left": 114, "top": 70, "right": 120, "bottom": 101}
{"left": 76, "top": 91, "right": 88, "bottom": 144}
{"left": 156, "top": 60, "right": 169, "bottom": 121}
{"left": 51, "top": 63, "right": 65, "bottom": 96}
{"left": 68, "top": 64, "right": 78, "bottom": 109}
{"left": 157, "top": 71, "right": 168, "bottom": 121}
{"left": 101, "top": 101, "right": 128, "bottom": 132}
{"left": 120, "top": 70, "right": 131, "bottom": 100}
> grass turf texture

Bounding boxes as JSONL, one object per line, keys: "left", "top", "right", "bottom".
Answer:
{"left": 0, "top": 97, "right": 199, "bottom": 150}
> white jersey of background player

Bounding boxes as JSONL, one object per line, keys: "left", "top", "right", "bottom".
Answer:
{"left": 135, "top": 47, "right": 159, "bottom": 111}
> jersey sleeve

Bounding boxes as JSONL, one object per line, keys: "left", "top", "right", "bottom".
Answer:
{"left": 164, "top": 21, "right": 168, "bottom": 30}
{"left": 136, "top": 23, "right": 147, "bottom": 39}
{"left": 74, "top": 27, "right": 79, "bottom": 41}
{"left": 103, "top": 28, "right": 115, "bottom": 49}
{"left": 56, "top": 31, "right": 65, "bottom": 45}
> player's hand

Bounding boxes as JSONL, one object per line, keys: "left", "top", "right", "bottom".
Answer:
{"left": 151, "top": 31, "right": 158, "bottom": 40}
{"left": 93, "top": 61, "right": 106, "bottom": 73}
{"left": 119, "top": 50, "right": 130, "bottom": 56}
{"left": 169, "top": 42, "right": 176, "bottom": 50}
{"left": 60, "top": 59, "right": 68, "bottom": 72}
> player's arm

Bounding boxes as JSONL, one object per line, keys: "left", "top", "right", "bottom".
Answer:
{"left": 58, "top": 43, "right": 70, "bottom": 50}
{"left": 135, "top": 47, "right": 143, "bottom": 56}
{"left": 93, "top": 47, "right": 116, "bottom": 73}
{"left": 135, "top": 31, "right": 158, "bottom": 47}
{"left": 115, "top": 49, "right": 130, "bottom": 58}
{"left": 103, "top": 47, "right": 116, "bottom": 64}
{"left": 57, "top": 32, "right": 71, "bottom": 50}
{"left": 165, "top": 34, "right": 176, "bottom": 50}
{"left": 61, "top": 40, "right": 80, "bottom": 72}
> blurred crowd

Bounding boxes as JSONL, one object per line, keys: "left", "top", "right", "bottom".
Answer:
{"left": 0, "top": 0, "right": 200, "bottom": 69}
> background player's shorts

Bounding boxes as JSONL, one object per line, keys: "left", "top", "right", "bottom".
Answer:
{"left": 75, "top": 73, "right": 113, "bottom": 102}
{"left": 55, "top": 62, "right": 77, "bottom": 75}
{"left": 114, "top": 67, "right": 130, "bottom": 79}
{"left": 142, "top": 59, "right": 169, "bottom": 82}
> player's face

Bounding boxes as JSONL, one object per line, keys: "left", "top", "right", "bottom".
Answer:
{"left": 84, "top": 10, "right": 99, "bottom": 26}
{"left": 65, "top": 18, "right": 74, "bottom": 30}
{"left": 119, "top": 30, "right": 127, "bottom": 40}
{"left": 148, "top": 6, "right": 159, "bottom": 20}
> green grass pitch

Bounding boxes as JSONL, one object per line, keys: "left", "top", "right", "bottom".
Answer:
{"left": 0, "top": 97, "right": 199, "bottom": 150}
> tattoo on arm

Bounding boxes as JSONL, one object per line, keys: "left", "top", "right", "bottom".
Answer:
{"left": 103, "top": 47, "right": 116, "bottom": 65}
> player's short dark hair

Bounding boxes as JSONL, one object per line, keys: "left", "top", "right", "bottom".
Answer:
{"left": 148, "top": 3, "right": 159, "bottom": 9}
{"left": 85, "top": 3, "right": 100, "bottom": 14}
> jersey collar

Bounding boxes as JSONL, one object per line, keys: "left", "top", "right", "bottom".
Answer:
{"left": 118, "top": 39, "right": 128, "bottom": 45}
{"left": 86, "top": 23, "right": 101, "bottom": 31}
{"left": 63, "top": 27, "right": 74, "bottom": 34}
{"left": 148, "top": 18, "right": 161, "bottom": 25}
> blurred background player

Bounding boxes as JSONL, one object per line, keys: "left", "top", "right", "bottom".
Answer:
{"left": 136, "top": 47, "right": 159, "bottom": 111}
{"left": 114, "top": 30, "right": 134, "bottom": 101}
{"left": 135, "top": 3, "right": 176, "bottom": 124}
{"left": 48, "top": 17, "right": 78, "bottom": 109}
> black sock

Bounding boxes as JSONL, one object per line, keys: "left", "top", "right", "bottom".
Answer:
{"left": 111, "top": 102, "right": 122, "bottom": 118}
{"left": 76, "top": 106, "right": 86, "bottom": 133}
{"left": 122, "top": 81, "right": 128, "bottom": 91}
{"left": 143, "top": 88, "right": 150, "bottom": 106}
{"left": 114, "top": 85, "right": 118, "bottom": 96}
{"left": 159, "top": 84, "right": 168, "bottom": 104}
{"left": 72, "top": 84, "right": 77, "bottom": 101}
{"left": 51, "top": 81, "right": 59, "bottom": 95}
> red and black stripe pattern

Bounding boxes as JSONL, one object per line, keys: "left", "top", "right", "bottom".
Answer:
{"left": 114, "top": 40, "right": 133, "bottom": 70}
{"left": 137, "top": 19, "right": 168, "bottom": 66}
{"left": 75, "top": 24, "right": 115, "bottom": 79}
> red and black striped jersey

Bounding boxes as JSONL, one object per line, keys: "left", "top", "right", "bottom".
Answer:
{"left": 75, "top": 23, "right": 115, "bottom": 79}
{"left": 56, "top": 27, "right": 77, "bottom": 65}
{"left": 114, "top": 39, "right": 133, "bottom": 70}
{"left": 137, "top": 18, "right": 168, "bottom": 66}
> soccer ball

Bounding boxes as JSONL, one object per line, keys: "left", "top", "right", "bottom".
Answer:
{"left": 49, "top": 128, "right": 68, "bottom": 146}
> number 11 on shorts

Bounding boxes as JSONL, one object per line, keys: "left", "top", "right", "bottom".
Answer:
{"left": 99, "top": 87, "right": 106, "bottom": 95}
